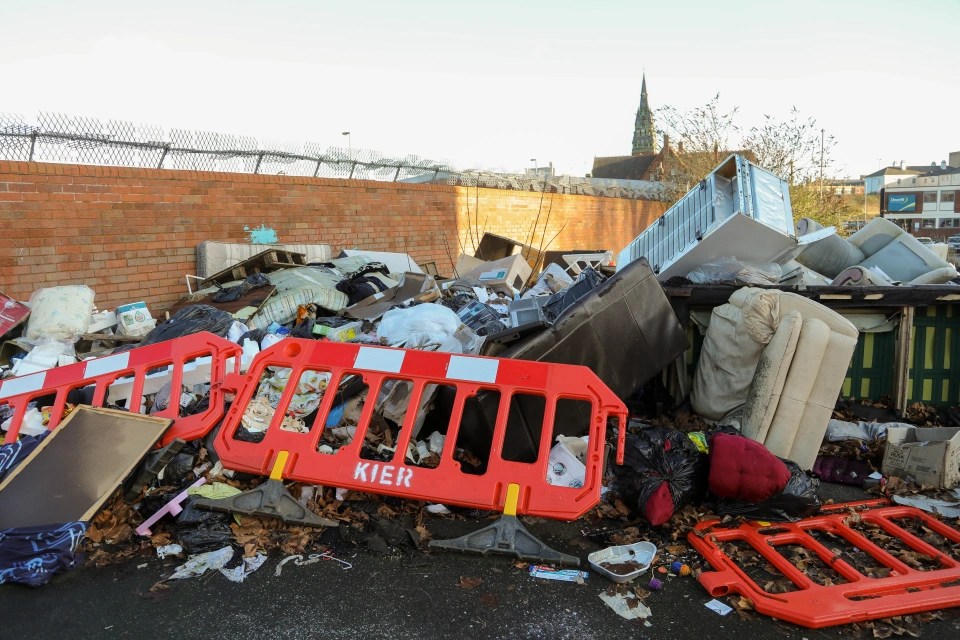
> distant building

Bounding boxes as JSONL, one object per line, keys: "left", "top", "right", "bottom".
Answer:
{"left": 631, "top": 75, "right": 657, "bottom": 155}
{"left": 591, "top": 73, "right": 665, "bottom": 181}
{"left": 862, "top": 166, "right": 922, "bottom": 195}
{"left": 881, "top": 163, "right": 960, "bottom": 233}
{"left": 826, "top": 178, "right": 865, "bottom": 196}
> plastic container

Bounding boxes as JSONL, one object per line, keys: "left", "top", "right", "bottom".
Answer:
{"left": 314, "top": 320, "right": 361, "bottom": 342}
{"left": 587, "top": 541, "right": 657, "bottom": 583}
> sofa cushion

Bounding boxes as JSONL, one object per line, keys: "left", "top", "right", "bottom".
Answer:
{"left": 709, "top": 433, "right": 791, "bottom": 503}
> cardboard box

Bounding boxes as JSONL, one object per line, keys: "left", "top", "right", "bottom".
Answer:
{"left": 882, "top": 426, "right": 960, "bottom": 488}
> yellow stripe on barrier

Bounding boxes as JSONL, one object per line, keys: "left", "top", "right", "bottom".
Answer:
{"left": 504, "top": 483, "right": 520, "bottom": 517}
{"left": 270, "top": 450, "right": 290, "bottom": 480}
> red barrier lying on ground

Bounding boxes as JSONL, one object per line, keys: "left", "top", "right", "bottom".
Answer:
{"left": 689, "top": 500, "right": 960, "bottom": 628}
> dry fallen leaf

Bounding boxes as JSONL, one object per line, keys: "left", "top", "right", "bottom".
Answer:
{"left": 458, "top": 576, "right": 483, "bottom": 590}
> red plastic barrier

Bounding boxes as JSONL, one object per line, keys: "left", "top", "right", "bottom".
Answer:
{"left": 0, "top": 332, "right": 241, "bottom": 446}
{"left": 213, "top": 340, "right": 627, "bottom": 521}
{"left": 689, "top": 500, "right": 960, "bottom": 628}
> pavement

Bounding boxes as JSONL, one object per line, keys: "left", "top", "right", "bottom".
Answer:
{"left": 5, "top": 483, "right": 960, "bottom": 640}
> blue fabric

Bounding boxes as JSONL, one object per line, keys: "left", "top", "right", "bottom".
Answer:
{"left": 0, "top": 431, "right": 87, "bottom": 587}
{"left": 0, "top": 522, "right": 87, "bottom": 587}
{"left": 0, "top": 431, "right": 49, "bottom": 482}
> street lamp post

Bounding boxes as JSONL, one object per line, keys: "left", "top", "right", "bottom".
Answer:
{"left": 530, "top": 158, "right": 537, "bottom": 178}
{"left": 341, "top": 131, "right": 351, "bottom": 156}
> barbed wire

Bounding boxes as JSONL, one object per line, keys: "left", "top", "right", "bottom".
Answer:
{"left": 0, "top": 111, "right": 664, "bottom": 200}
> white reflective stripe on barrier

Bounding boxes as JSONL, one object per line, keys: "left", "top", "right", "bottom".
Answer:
{"left": 354, "top": 347, "right": 405, "bottom": 373}
{"left": 446, "top": 356, "right": 498, "bottom": 383}
{"left": 0, "top": 373, "right": 47, "bottom": 400}
{"left": 83, "top": 352, "right": 131, "bottom": 378}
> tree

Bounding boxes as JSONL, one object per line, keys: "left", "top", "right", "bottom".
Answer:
{"left": 655, "top": 96, "right": 848, "bottom": 231}
{"left": 655, "top": 94, "right": 740, "bottom": 201}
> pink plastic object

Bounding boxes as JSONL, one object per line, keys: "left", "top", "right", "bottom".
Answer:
{"left": 135, "top": 477, "right": 207, "bottom": 536}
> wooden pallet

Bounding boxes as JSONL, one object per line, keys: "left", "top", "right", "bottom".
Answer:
{"left": 199, "top": 249, "right": 307, "bottom": 289}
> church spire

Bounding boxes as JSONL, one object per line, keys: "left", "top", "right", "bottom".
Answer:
{"left": 632, "top": 72, "right": 657, "bottom": 155}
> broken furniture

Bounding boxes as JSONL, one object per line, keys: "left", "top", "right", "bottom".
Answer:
{"left": 796, "top": 217, "right": 958, "bottom": 285}
{"left": 502, "top": 258, "right": 688, "bottom": 402}
{"left": 616, "top": 154, "right": 796, "bottom": 280}
{"left": 0, "top": 406, "right": 172, "bottom": 529}
{"left": 691, "top": 287, "right": 859, "bottom": 470}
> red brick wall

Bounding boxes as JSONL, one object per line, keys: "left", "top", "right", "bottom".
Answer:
{"left": 0, "top": 161, "right": 665, "bottom": 312}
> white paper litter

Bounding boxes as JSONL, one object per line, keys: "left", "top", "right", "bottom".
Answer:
{"left": 705, "top": 599, "right": 733, "bottom": 616}
{"left": 891, "top": 490, "right": 960, "bottom": 518}
{"left": 599, "top": 591, "right": 653, "bottom": 622}
{"left": 168, "top": 546, "right": 234, "bottom": 580}
{"left": 156, "top": 544, "right": 183, "bottom": 559}
{"left": 219, "top": 554, "right": 267, "bottom": 583}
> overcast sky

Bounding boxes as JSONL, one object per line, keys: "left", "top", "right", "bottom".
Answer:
{"left": 2, "top": 0, "right": 957, "bottom": 179}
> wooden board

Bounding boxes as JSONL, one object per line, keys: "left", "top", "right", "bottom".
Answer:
{"left": 0, "top": 406, "right": 172, "bottom": 528}
{"left": 163, "top": 285, "right": 277, "bottom": 318}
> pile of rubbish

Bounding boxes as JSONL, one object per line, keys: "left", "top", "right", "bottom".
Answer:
{"left": 1, "top": 154, "right": 959, "bottom": 635}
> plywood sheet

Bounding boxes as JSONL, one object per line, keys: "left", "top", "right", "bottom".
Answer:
{"left": 0, "top": 406, "right": 171, "bottom": 528}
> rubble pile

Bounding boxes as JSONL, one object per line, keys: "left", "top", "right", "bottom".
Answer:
{"left": 2, "top": 155, "right": 959, "bottom": 635}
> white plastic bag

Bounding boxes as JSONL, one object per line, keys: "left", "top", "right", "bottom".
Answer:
{"left": 377, "top": 303, "right": 461, "bottom": 350}
{"left": 25, "top": 285, "right": 96, "bottom": 343}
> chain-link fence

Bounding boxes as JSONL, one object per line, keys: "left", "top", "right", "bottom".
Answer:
{"left": 0, "top": 112, "right": 662, "bottom": 199}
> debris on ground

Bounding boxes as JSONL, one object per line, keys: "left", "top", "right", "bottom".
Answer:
{"left": 2, "top": 152, "right": 960, "bottom": 637}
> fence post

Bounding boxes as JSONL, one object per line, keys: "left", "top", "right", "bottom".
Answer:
{"left": 254, "top": 152, "right": 264, "bottom": 174}
{"left": 393, "top": 165, "right": 402, "bottom": 181}
{"left": 28, "top": 132, "right": 37, "bottom": 162}
{"left": 157, "top": 144, "right": 170, "bottom": 169}
{"left": 313, "top": 159, "right": 322, "bottom": 178}
{"left": 348, "top": 161, "right": 356, "bottom": 180}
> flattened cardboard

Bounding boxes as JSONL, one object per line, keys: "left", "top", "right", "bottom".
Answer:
{"left": 0, "top": 293, "right": 30, "bottom": 340}
{"left": 343, "top": 272, "right": 438, "bottom": 321}
{"left": 0, "top": 406, "right": 172, "bottom": 528}
{"left": 882, "top": 426, "right": 960, "bottom": 489}
{"left": 457, "top": 254, "right": 533, "bottom": 296}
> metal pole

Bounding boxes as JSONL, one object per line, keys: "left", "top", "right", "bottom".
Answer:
{"left": 157, "top": 144, "right": 170, "bottom": 169}
{"left": 28, "top": 132, "right": 37, "bottom": 161}
{"left": 254, "top": 152, "right": 264, "bottom": 174}
{"left": 819, "top": 128, "right": 825, "bottom": 201}
{"left": 313, "top": 159, "right": 322, "bottom": 178}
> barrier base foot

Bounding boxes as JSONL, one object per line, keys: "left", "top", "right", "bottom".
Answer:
{"left": 195, "top": 478, "right": 337, "bottom": 528}
{"left": 429, "top": 515, "right": 579, "bottom": 566}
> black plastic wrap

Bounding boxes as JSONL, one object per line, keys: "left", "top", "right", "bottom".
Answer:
{"left": 715, "top": 459, "right": 821, "bottom": 521}
{"left": 139, "top": 305, "right": 235, "bottom": 346}
{"left": 541, "top": 267, "right": 605, "bottom": 322}
{"left": 611, "top": 427, "right": 708, "bottom": 525}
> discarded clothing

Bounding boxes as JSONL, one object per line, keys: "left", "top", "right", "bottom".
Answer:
{"left": 0, "top": 522, "right": 87, "bottom": 587}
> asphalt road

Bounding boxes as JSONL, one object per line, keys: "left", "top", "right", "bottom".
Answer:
{"left": 5, "top": 483, "right": 960, "bottom": 640}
